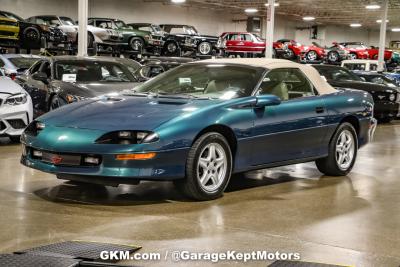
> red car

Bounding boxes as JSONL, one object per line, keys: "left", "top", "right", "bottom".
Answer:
{"left": 217, "top": 32, "right": 286, "bottom": 57}
{"left": 367, "top": 46, "right": 393, "bottom": 61}
{"left": 276, "top": 39, "right": 326, "bottom": 61}
{"left": 337, "top": 42, "right": 369, "bottom": 60}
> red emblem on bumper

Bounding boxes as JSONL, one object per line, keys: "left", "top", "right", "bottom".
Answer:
{"left": 51, "top": 155, "right": 63, "bottom": 164}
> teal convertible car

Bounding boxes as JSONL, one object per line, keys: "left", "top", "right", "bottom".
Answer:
{"left": 21, "top": 58, "right": 377, "bottom": 200}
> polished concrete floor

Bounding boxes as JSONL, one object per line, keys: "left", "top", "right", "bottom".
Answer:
{"left": 1, "top": 123, "right": 400, "bottom": 267}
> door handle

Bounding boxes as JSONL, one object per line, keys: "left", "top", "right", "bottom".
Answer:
{"left": 315, "top": 106, "right": 325, "bottom": 113}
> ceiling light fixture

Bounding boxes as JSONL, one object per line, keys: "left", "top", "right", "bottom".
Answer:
{"left": 376, "top": 19, "right": 389, "bottom": 23}
{"left": 265, "top": 2, "right": 280, "bottom": 7}
{"left": 245, "top": 8, "right": 258, "bottom": 13}
{"left": 366, "top": 4, "right": 381, "bottom": 9}
{"left": 303, "top": 16, "right": 315, "bottom": 21}
{"left": 350, "top": 23, "right": 362, "bottom": 27}
{"left": 171, "top": 0, "right": 186, "bottom": 3}
{"left": 392, "top": 28, "right": 400, "bottom": 32}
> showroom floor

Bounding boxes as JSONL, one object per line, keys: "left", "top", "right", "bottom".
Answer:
{"left": 0, "top": 123, "right": 399, "bottom": 267}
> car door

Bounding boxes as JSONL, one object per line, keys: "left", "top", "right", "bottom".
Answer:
{"left": 240, "top": 33, "right": 254, "bottom": 52}
{"left": 251, "top": 68, "right": 328, "bottom": 166}
{"left": 225, "top": 33, "right": 240, "bottom": 52}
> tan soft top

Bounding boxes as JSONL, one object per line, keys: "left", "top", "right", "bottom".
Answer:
{"left": 197, "top": 58, "right": 338, "bottom": 95}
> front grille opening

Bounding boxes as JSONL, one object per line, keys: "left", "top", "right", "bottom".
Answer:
{"left": 30, "top": 148, "right": 102, "bottom": 167}
{"left": 7, "top": 119, "right": 26, "bottom": 129}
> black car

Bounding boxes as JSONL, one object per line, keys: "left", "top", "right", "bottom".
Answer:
{"left": 135, "top": 56, "right": 195, "bottom": 81}
{"left": 159, "top": 24, "right": 218, "bottom": 56}
{"left": 313, "top": 64, "right": 400, "bottom": 122}
{"left": 16, "top": 56, "right": 142, "bottom": 117}
{"left": 0, "top": 10, "right": 66, "bottom": 50}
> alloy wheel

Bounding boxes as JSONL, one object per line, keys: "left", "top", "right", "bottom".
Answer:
{"left": 197, "top": 142, "right": 227, "bottom": 193}
{"left": 350, "top": 53, "right": 358, "bottom": 60}
{"left": 329, "top": 52, "right": 339, "bottom": 62}
{"left": 335, "top": 130, "right": 355, "bottom": 171}
{"left": 167, "top": 42, "right": 177, "bottom": 53}
{"left": 307, "top": 51, "right": 318, "bottom": 61}
{"left": 131, "top": 40, "right": 142, "bottom": 51}
{"left": 198, "top": 42, "right": 211, "bottom": 55}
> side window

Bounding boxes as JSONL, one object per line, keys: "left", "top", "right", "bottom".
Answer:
{"left": 258, "top": 68, "right": 315, "bottom": 101}
{"left": 40, "top": 62, "right": 51, "bottom": 78}
{"left": 240, "top": 34, "right": 252, "bottom": 41}
{"left": 88, "top": 19, "right": 94, "bottom": 26}
{"left": 228, "top": 34, "right": 238, "bottom": 40}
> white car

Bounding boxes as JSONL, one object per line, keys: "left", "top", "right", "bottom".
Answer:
{"left": 0, "top": 69, "right": 33, "bottom": 142}
{"left": 341, "top": 59, "right": 387, "bottom": 72}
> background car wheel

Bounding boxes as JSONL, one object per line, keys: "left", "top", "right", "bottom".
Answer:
{"left": 49, "top": 95, "right": 67, "bottom": 111}
{"left": 163, "top": 41, "right": 179, "bottom": 56}
{"left": 283, "top": 49, "right": 295, "bottom": 60}
{"left": 9, "top": 136, "right": 21, "bottom": 143}
{"left": 349, "top": 53, "right": 358, "bottom": 60}
{"left": 315, "top": 122, "right": 358, "bottom": 176}
{"left": 129, "top": 37, "right": 144, "bottom": 51}
{"left": 306, "top": 50, "right": 318, "bottom": 61}
{"left": 22, "top": 27, "right": 40, "bottom": 44}
{"left": 327, "top": 51, "right": 340, "bottom": 63}
{"left": 198, "top": 41, "right": 212, "bottom": 55}
{"left": 87, "top": 33, "right": 94, "bottom": 48}
{"left": 174, "top": 132, "right": 232, "bottom": 201}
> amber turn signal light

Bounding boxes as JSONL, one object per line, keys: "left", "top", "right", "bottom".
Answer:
{"left": 115, "top": 153, "right": 156, "bottom": 160}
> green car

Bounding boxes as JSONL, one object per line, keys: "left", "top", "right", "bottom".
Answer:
{"left": 88, "top": 18, "right": 159, "bottom": 51}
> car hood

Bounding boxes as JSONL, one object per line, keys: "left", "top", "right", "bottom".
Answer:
{"left": 54, "top": 81, "right": 141, "bottom": 97}
{"left": 0, "top": 78, "right": 23, "bottom": 95}
{"left": 39, "top": 96, "right": 217, "bottom": 131}
{"left": 328, "top": 80, "right": 399, "bottom": 93}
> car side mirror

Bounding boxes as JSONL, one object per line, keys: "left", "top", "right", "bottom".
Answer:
{"left": 255, "top": 95, "right": 281, "bottom": 108}
{"left": 32, "top": 72, "right": 49, "bottom": 84}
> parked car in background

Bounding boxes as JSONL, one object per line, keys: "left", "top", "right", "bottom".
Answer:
{"left": 27, "top": 15, "right": 123, "bottom": 48}
{"left": 354, "top": 71, "right": 400, "bottom": 87}
{"left": 0, "top": 68, "right": 33, "bottom": 142}
{"left": 16, "top": 56, "right": 141, "bottom": 117}
{"left": 325, "top": 42, "right": 351, "bottom": 63}
{"left": 0, "top": 16, "right": 19, "bottom": 47}
{"left": 135, "top": 57, "right": 195, "bottom": 81}
{"left": 127, "top": 23, "right": 165, "bottom": 52}
{"left": 300, "top": 42, "right": 327, "bottom": 62}
{"left": 313, "top": 64, "right": 400, "bottom": 122}
{"left": 159, "top": 24, "right": 218, "bottom": 56}
{"left": 338, "top": 42, "right": 369, "bottom": 60}
{"left": 88, "top": 18, "right": 162, "bottom": 52}
{"left": 367, "top": 46, "right": 393, "bottom": 61}
{"left": 276, "top": 39, "right": 304, "bottom": 60}
{"left": 20, "top": 58, "right": 376, "bottom": 200}
{"left": 0, "top": 10, "right": 63, "bottom": 50}
{"left": 218, "top": 32, "right": 285, "bottom": 58}
{"left": 0, "top": 54, "right": 42, "bottom": 80}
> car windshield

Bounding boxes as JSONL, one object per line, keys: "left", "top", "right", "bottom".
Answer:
{"left": 254, "top": 34, "right": 263, "bottom": 42}
{"left": 315, "top": 67, "right": 362, "bottom": 82}
{"left": 54, "top": 60, "right": 138, "bottom": 83}
{"left": 152, "top": 25, "right": 162, "bottom": 33}
{"left": 114, "top": 20, "right": 127, "bottom": 28}
{"left": 132, "top": 64, "right": 264, "bottom": 99}
{"left": 9, "top": 57, "right": 40, "bottom": 71}
{"left": 60, "top": 17, "right": 76, "bottom": 26}
{"left": 1, "top": 11, "right": 24, "bottom": 21}
{"left": 345, "top": 44, "right": 367, "bottom": 49}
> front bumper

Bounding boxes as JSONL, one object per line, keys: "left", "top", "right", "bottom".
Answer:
{"left": 373, "top": 101, "right": 399, "bottom": 120}
{"left": 21, "top": 146, "right": 189, "bottom": 183}
{"left": 0, "top": 98, "right": 32, "bottom": 137}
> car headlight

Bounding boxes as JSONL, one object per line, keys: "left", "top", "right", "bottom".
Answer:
{"left": 4, "top": 93, "right": 28, "bottom": 105}
{"left": 95, "top": 131, "right": 159, "bottom": 144}
{"left": 66, "top": 94, "right": 88, "bottom": 103}
{"left": 389, "top": 93, "right": 396, "bottom": 101}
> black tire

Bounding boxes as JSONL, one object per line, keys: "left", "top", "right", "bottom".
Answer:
{"left": 129, "top": 37, "right": 144, "bottom": 51}
{"left": 22, "top": 27, "right": 40, "bottom": 44}
{"left": 163, "top": 41, "right": 179, "bottom": 56}
{"left": 88, "top": 33, "right": 94, "bottom": 48}
{"left": 9, "top": 136, "right": 21, "bottom": 143}
{"left": 283, "top": 48, "right": 295, "bottom": 60}
{"left": 198, "top": 41, "right": 212, "bottom": 55}
{"left": 327, "top": 51, "right": 340, "bottom": 63}
{"left": 49, "top": 95, "right": 67, "bottom": 111}
{"left": 315, "top": 123, "right": 358, "bottom": 176}
{"left": 174, "top": 132, "right": 232, "bottom": 201}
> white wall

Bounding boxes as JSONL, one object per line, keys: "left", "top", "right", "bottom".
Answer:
{"left": 1, "top": 0, "right": 400, "bottom": 45}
